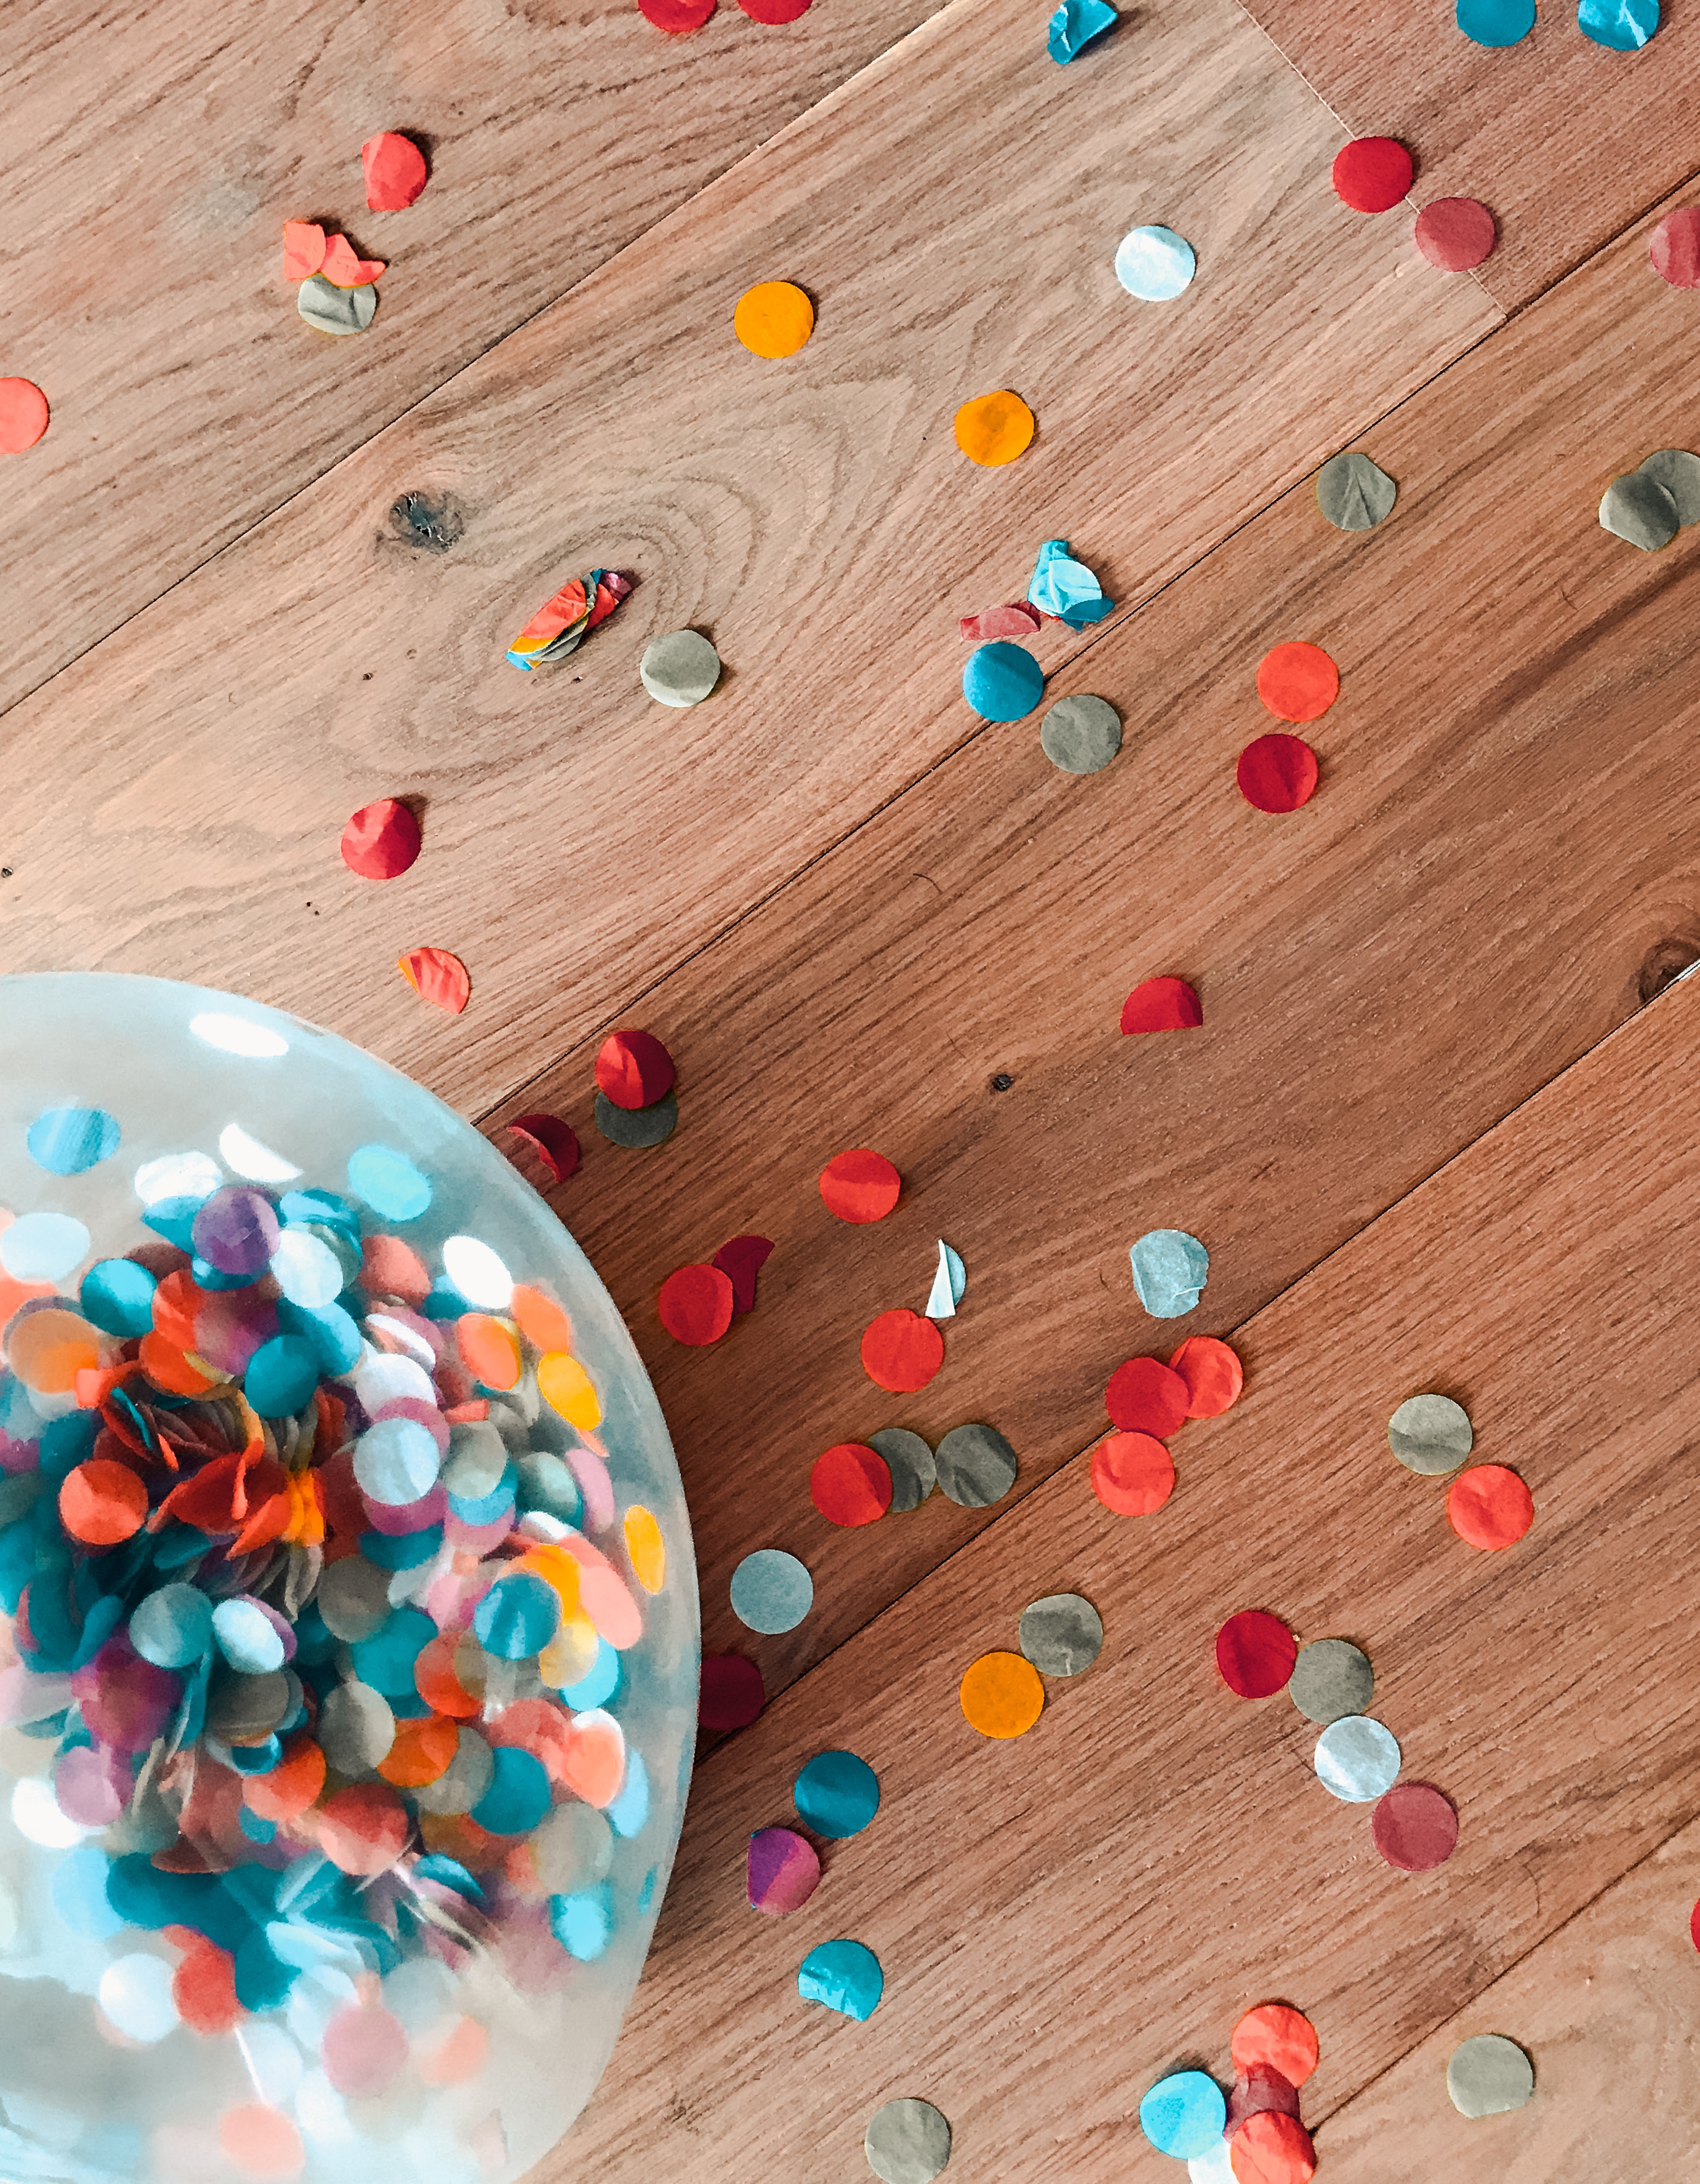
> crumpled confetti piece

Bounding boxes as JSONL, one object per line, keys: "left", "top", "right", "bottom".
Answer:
{"left": 1121, "top": 977, "right": 1202, "bottom": 1034}
{"left": 397, "top": 946, "right": 470, "bottom": 1014}
{"left": 506, "top": 1112, "right": 581, "bottom": 1183}
{"left": 298, "top": 276, "right": 377, "bottom": 338}
{"left": 712, "top": 1234, "right": 773, "bottom": 1312}
{"left": 340, "top": 798, "right": 421, "bottom": 880}
{"left": 282, "top": 221, "right": 327, "bottom": 280}
{"left": 362, "top": 131, "right": 429, "bottom": 211}
{"left": 1047, "top": 0, "right": 1117, "bottom": 59}
{"left": 1578, "top": 0, "right": 1657, "bottom": 47}
{"left": 507, "top": 569, "right": 631, "bottom": 670}
{"left": 320, "top": 234, "right": 386, "bottom": 288}
{"left": 959, "top": 601, "right": 1043, "bottom": 642}
{"left": 924, "top": 1240, "right": 965, "bottom": 1319}
{"left": 1130, "top": 1227, "right": 1208, "bottom": 1317}
{"left": 1028, "top": 538, "right": 1114, "bottom": 626}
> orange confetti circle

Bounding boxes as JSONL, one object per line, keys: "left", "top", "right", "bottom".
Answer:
{"left": 377, "top": 1713, "right": 460, "bottom": 1787}
{"left": 217, "top": 2104, "right": 305, "bottom": 2183}
{"left": 1091, "top": 1431, "right": 1175, "bottom": 1515}
{"left": 1231, "top": 2003, "right": 1319, "bottom": 2088}
{"left": 457, "top": 1313, "right": 522, "bottom": 1389}
{"left": 734, "top": 280, "right": 815, "bottom": 359}
{"left": 819, "top": 1147, "right": 901, "bottom": 1223}
{"left": 959, "top": 1650, "right": 1045, "bottom": 1738}
{"left": 511, "top": 1284, "right": 573, "bottom": 1352}
{"left": 860, "top": 1307, "right": 944, "bottom": 1393}
{"left": 1255, "top": 641, "right": 1339, "bottom": 723}
{"left": 1447, "top": 1463, "right": 1533, "bottom": 1550}
{"left": 624, "top": 1505, "right": 667, "bottom": 1592}
{"left": 173, "top": 1939, "right": 241, "bottom": 2035}
{"left": 7, "top": 1306, "right": 101, "bottom": 1393}
{"left": 954, "top": 390, "right": 1035, "bottom": 467}
{"left": 59, "top": 1458, "right": 148, "bottom": 1546}
{"left": 658, "top": 1263, "right": 735, "bottom": 1346}
{"left": 1230, "top": 2111, "right": 1316, "bottom": 2184}
{"left": 243, "top": 1735, "right": 326, "bottom": 1822}
{"left": 1168, "top": 1335, "right": 1244, "bottom": 1418}
{"left": 0, "top": 378, "right": 50, "bottom": 454}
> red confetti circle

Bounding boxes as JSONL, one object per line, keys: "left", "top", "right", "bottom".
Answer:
{"left": 1255, "top": 641, "right": 1338, "bottom": 723}
{"left": 1120, "top": 976, "right": 1203, "bottom": 1034}
{"left": 700, "top": 1653, "right": 765, "bottom": 1731}
{"left": 59, "top": 1460, "right": 148, "bottom": 1546}
{"left": 1414, "top": 196, "right": 1497, "bottom": 272}
{"left": 860, "top": 1307, "right": 944, "bottom": 1393}
{"left": 0, "top": 378, "right": 50, "bottom": 454}
{"left": 595, "top": 1029, "right": 676, "bottom": 1109}
{"left": 810, "top": 1442, "right": 894, "bottom": 1527}
{"left": 1230, "top": 2111, "right": 1316, "bottom": 2184}
{"left": 1448, "top": 1463, "right": 1533, "bottom": 1549}
{"left": 362, "top": 131, "right": 429, "bottom": 212}
{"left": 738, "top": 0, "right": 811, "bottom": 17}
{"left": 341, "top": 798, "right": 421, "bottom": 881}
{"left": 1091, "top": 1431, "right": 1175, "bottom": 1514}
{"left": 1650, "top": 207, "right": 1700, "bottom": 288}
{"left": 657, "top": 1264, "right": 734, "bottom": 1346}
{"left": 1232, "top": 2003, "right": 1319, "bottom": 2088}
{"left": 639, "top": 0, "right": 717, "bottom": 26}
{"left": 1237, "top": 734, "right": 1319, "bottom": 813}
{"left": 1104, "top": 1356, "right": 1190, "bottom": 1437}
{"left": 819, "top": 1147, "right": 902, "bottom": 1223}
{"left": 1168, "top": 1335, "right": 1244, "bottom": 1417}
{"left": 1215, "top": 1609, "right": 1297, "bottom": 1698}
{"left": 1331, "top": 137, "right": 1414, "bottom": 214}
{"left": 398, "top": 946, "right": 470, "bottom": 1014}
{"left": 317, "top": 1783, "right": 409, "bottom": 1875}
{"left": 1371, "top": 1782, "right": 1459, "bottom": 1871}
{"left": 1690, "top": 1897, "right": 1700, "bottom": 1952}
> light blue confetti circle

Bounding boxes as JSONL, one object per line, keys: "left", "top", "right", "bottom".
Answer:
{"left": 962, "top": 642, "right": 1045, "bottom": 724}
{"left": 549, "top": 1884, "right": 612, "bottom": 1961}
{"left": 608, "top": 1750, "right": 650, "bottom": 1838}
{"left": 0, "top": 1211, "right": 90, "bottom": 1283}
{"left": 1578, "top": 0, "right": 1657, "bottom": 45}
{"left": 27, "top": 1106, "right": 121, "bottom": 1176}
{"left": 346, "top": 1144, "right": 431, "bottom": 1222}
{"left": 211, "top": 1599, "right": 286, "bottom": 1676}
{"left": 354, "top": 1416, "right": 442, "bottom": 1506}
{"left": 798, "top": 1938, "right": 884, "bottom": 2020}
{"left": 1314, "top": 1714, "right": 1402, "bottom": 1802}
{"left": 473, "top": 1571, "right": 562, "bottom": 1661}
{"left": 1114, "top": 224, "right": 1197, "bottom": 301}
{"left": 794, "top": 1749, "right": 880, "bottom": 1838}
{"left": 130, "top": 1583, "right": 214, "bottom": 1669}
{"left": 1130, "top": 1227, "right": 1210, "bottom": 1318}
{"left": 1138, "top": 2071, "right": 1226, "bottom": 2159}
{"left": 562, "top": 1635, "right": 621, "bottom": 1711}
{"left": 1455, "top": 0, "right": 1534, "bottom": 41}
{"left": 730, "top": 1548, "right": 813, "bottom": 1634}
{"left": 79, "top": 1258, "right": 158, "bottom": 1337}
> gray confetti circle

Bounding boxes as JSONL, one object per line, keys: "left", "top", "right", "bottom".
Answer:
{"left": 1446, "top": 2034, "right": 1534, "bottom": 2118}
{"left": 1039, "top": 694, "right": 1122, "bottom": 775}
{"left": 1288, "top": 1638, "right": 1374, "bottom": 1724}
{"left": 868, "top": 1428, "right": 936, "bottom": 1513}
{"left": 297, "top": 274, "right": 377, "bottom": 337}
{"left": 1018, "top": 1593, "right": 1103, "bottom": 1677}
{"left": 865, "top": 2098, "right": 952, "bottom": 2184}
{"left": 1387, "top": 1393, "right": 1473, "bottom": 1476}
{"left": 1638, "top": 448, "right": 1700, "bottom": 526}
{"left": 934, "top": 1423, "right": 1018, "bottom": 1508}
{"left": 641, "top": 629, "right": 722, "bottom": 708}
{"left": 594, "top": 1089, "right": 678, "bottom": 1149}
{"left": 1315, "top": 449, "right": 1397, "bottom": 532}
{"left": 1599, "top": 471, "right": 1679, "bottom": 552}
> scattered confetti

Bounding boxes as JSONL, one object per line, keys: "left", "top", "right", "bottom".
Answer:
{"left": 1229, "top": 2111, "right": 1316, "bottom": 2182}
{"left": 507, "top": 569, "right": 631, "bottom": 670}
{"left": 953, "top": 390, "right": 1035, "bottom": 467}
{"left": 1446, "top": 2034, "right": 1534, "bottom": 2116}
{"left": 1168, "top": 1335, "right": 1243, "bottom": 1417}
{"left": 820, "top": 1147, "right": 902, "bottom": 1222}
{"left": 862, "top": 1310, "right": 944, "bottom": 1393}
{"left": 1577, "top": 0, "right": 1657, "bottom": 48}
{"left": 1287, "top": 1639, "right": 1373, "bottom": 1725}
{"left": 1121, "top": 977, "right": 1203, "bottom": 1034}
{"left": 298, "top": 275, "right": 377, "bottom": 336}
{"left": 0, "top": 377, "right": 50, "bottom": 453}
{"left": 731, "top": 1549, "right": 814, "bottom": 1633}
{"left": 700, "top": 1652, "right": 765, "bottom": 1731}
{"left": 1040, "top": 694, "right": 1122, "bottom": 773}
{"left": 398, "top": 945, "right": 470, "bottom": 1014}
{"left": 1028, "top": 538, "right": 1114, "bottom": 625}
{"left": 1331, "top": 138, "right": 1414, "bottom": 215}
{"left": 713, "top": 1233, "right": 774, "bottom": 1311}
{"left": 341, "top": 798, "right": 421, "bottom": 880}
{"left": 1105, "top": 1355, "right": 1190, "bottom": 1436}
{"left": 639, "top": 0, "right": 717, "bottom": 29}
{"left": 1599, "top": 470, "right": 1679, "bottom": 550}
{"left": 811, "top": 1442, "right": 894, "bottom": 1526}
{"left": 1216, "top": 1610, "right": 1297, "bottom": 1699}
{"left": 362, "top": 131, "right": 429, "bottom": 210}
{"left": 1388, "top": 1392, "right": 1474, "bottom": 1474}
{"left": 961, "top": 601, "right": 1043, "bottom": 642}
{"left": 959, "top": 1649, "right": 1045, "bottom": 1737}
{"left": 1091, "top": 1431, "right": 1175, "bottom": 1514}
{"left": 868, "top": 1427, "right": 937, "bottom": 1511}
{"left": 1414, "top": 197, "right": 1497, "bottom": 272}
{"left": 1237, "top": 733, "right": 1319, "bottom": 813}
{"left": 1456, "top": 0, "right": 1534, "bottom": 40}
{"left": 963, "top": 641, "right": 1045, "bottom": 722}
{"left": 1232, "top": 2004, "right": 1319, "bottom": 2088}
{"left": 748, "top": 1826, "right": 820, "bottom": 1914}
{"left": 1315, "top": 449, "right": 1397, "bottom": 531}
{"left": 799, "top": 1937, "right": 885, "bottom": 2019}
{"left": 1639, "top": 448, "right": 1700, "bottom": 523}
{"left": 1649, "top": 207, "right": 1700, "bottom": 287}
{"left": 1448, "top": 1463, "right": 1533, "bottom": 1548}
{"left": 795, "top": 1749, "right": 880, "bottom": 1836}
{"left": 1018, "top": 1593, "right": 1102, "bottom": 1676}
{"left": 1313, "top": 1715, "right": 1402, "bottom": 1801}
{"left": 933, "top": 1422, "right": 1017, "bottom": 1506}
{"left": 1130, "top": 1228, "right": 1209, "bottom": 1317}
{"left": 734, "top": 280, "right": 815, "bottom": 358}
{"left": 642, "top": 628, "right": 725, "bottom": 708}
{"left": 658, "top": 1263, "right": 736, "bottom": 1345}
{"left": 1256, "top": 641, "right": 1338, "bottom": 723}
{"left": 924, "top": 1240, "right": 966, "bottom": 1319}
{"left": 1048, "top": 0, "right": 1117, "bottom": 58}
{"left": 1139, "top": 2072, "right": 1228, "bottom": 2160}
{"left": 1372, "top": 1782, "right": 1459, "bottom": 1870}
{"left": 507, "top": 1112, "right": 582, "bottom": 1183}
{"left": 283, "top": 221, "right": 327, "bottom": 279}
{"left": 1114, "top": 224, "right": 1197, "bottom": 300}
{"left": 594, "top": 1090, "right": 678, "bottom": 1148}
{"left": 866, "top": 2098, "right": 953, "bottom": 2184}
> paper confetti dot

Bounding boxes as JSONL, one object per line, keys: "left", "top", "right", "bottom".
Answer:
{"left": 960, "top": 1650, "right": 1045, "bottom": 1737}
{"left": 1287, "top": 1638, "right": 1373, "bottom": 1724}
{"left": 1237, "top": 734, "right": 1319, "bottom": 812}
{"left": 1650, "top": 207, "right": 1700, "bottom": 287}
{"left": 713, "top": 1233, "right": 774, "bottom": 1312}
{"left": 962, "top": 601, "right": 1042, "bottom": 642}
{"left": 868, "top": 1427, "right": 937, "bottom": 1511}
{"left": 799, "top": 1937, "right": 884, "bottom": 2020}
{"left": 865, "top": 2098, "right": 953, "bottom": 2184}
{"left": 1414, "top": 197, "right": 1497, "bottom": 271}
{"left": 734, "top": 280, "right": 815, "bottom": 357}
{"left": 594, "top": 1091, "right": 678, "bottom": 1148}
{"left": 811, "top": 1443, "right": 894, "bottom": 1526}
{"left": 218, "top": 2103, "right": 305, "bottom": 2181}
{"left": 1448, "top": 1463, "right": 1533, "bottom": 1549}
{"left": 506, "top": 1112, "right": 580, "bottom": 1182}
{"left": 1331, "top": 137, "right": 1414, "bottom": 214}
{"left": 820, "top": 1148, "right": 902, "bottom": 1222}
{"left": 795, "top": 1749, "right": 880, "bottom": 1836}
{"left": 60, "top": 1460, "right": 148, "bottom": 1545}
{"left": 1372, "top": 1782, "right": 1459, "bottom": 1870}
{"left": 639, "top": 0, "right": 717, "bottom": 30}
{"left": 640, "top": 629, "right": 722, "bottom": 707}
{"left": 362, "top": 131, "right": 428, "bottom": 211}
{"left": 739, "top": 0, "right": 813, "bottom": 18}
{"left": 1313, "top": 1714, "right": 1401, "bottom": 1801}
{"left": 1139, "top": 2072, "right": 1228, "bottom": 2160}
{"left": 27, "top": 1104, "right": 120, "bottom": 1176}
{"left": 1446, "top": 2033, "right": 1534, "bottom": 2116}
{"left": 1121, "top": 977, "right": 1202, "bottom": 1034}
{"left": 0, "top": 1209, "right": 89, "bottom": 1282}
{"left": 1167, "top": 1335, "right": 1242, "bottom": 1417}
{"left": 658, "top": 1264, "right": 735, "bottom": 1346}
{"left": 953, "top": 390, "right": 1035, "bottom": 467}
{"left": 933, "top": 1421, "right": 1017, "bottom": 1506}
{"left": 398, "top": 946, "right": 470, "bottom": 1014}
{"left": 1256, "top": 641, "right": 1338, "bottom": 723}
{"left": 1216, "top": 1610, "right": 1297, "bottom": 1699}
{"left": 1578, "top": 0, "right": 1658, "bottom": 47}
{"left": 1456, "top": 0, "right": 1534, "bottom": 39}
{"left": 1105, "top": 1355, "right": 1190, "bottom": 1436}
{"left": 1018, "top": 1593, "right": 1102, "bottom": 1676}
{"left": 1388, "top": 1392, "right": 1474, "bottom": 1474}
{"left": 1229, "top": 2112, "right": 1316, "bottom": 2183}
{"left": 1600, "top": 471, "right": 1679, "bottom": 551}
{"left": 1048, "top": 0, "right": 1117, "bottom": 60}
{"left": 963, "top": 641, "right": 1045, "bottom": 722}
{"left": 1130, "top": 1228, "right": 1209, "bottom": 1317}
{"left": 700, "top": 1653, "right": 765, "bottom": 1731}
{"left": 731, "top": 1549, "right": 813, "bottom": 1633}
{"left": 1091, "top": 1431, "right": 1174, "bottom": 1514}
{"left": 321, "top": 235, "right": 384, "bottom": 287}
{"left": 862, "top": 1309, "right": 944, "bottom": 1393}
{"left": 0, "top": 378, "right": 50, "bottom": 453}
{"left": 1639, "top": 448, "right": 1700, "bottom": 525}
{"left": 1315, "top": 449, "right": 1397, "bottom": 531}
{"left": 298, "top": 274, "right": 377, "bottom": 336}
{"left": 1041, "top": 693, "right": 1122, "bottom": 774}
{"left": 747, "top": 1825, "right": 820, "bottom": 1914}
{"left": 341, "top": 799, "right": 421, "bottom": 880}
{"left": 1188, "top": 2144, "right": 1237, "bottom": 2184}
{"left": 924, "top": 1238, "right": 966, "bottom": 1319}
{"left": 1114, "top": 224, "right": 1197, "bottom": 300}
{"left": 1232, "top": 2004, "right": 1319, "bottom": 2088}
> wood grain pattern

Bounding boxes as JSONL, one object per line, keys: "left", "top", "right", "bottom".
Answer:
{"left": 483, "top": 182, "right": 1700, "bottom": 1705}
{"left": 550, "top": 972, "right": 1700, "bottom": 2182}
{"left": 0, "top": 0, "right": 945, "bottom": 706}
{"left": 0, "top": 0, "right": 1497, "bottom": 1114}
{"left": 1234, "top": 0, "right": 1700, "bottom": 311}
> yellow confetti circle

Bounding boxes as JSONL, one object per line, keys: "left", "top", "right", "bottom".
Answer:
{"left": 953, "top": 390, "right": 1035, "bottom": 467}
{"left": 959, "top": 1650, "right": 1045, "bottom": 1738}
{"left": 734, "top": 280, "right": 815, "bottom": 359}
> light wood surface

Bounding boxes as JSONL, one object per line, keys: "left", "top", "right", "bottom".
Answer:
{"left": 554, "top": 974, "right": 1700, "bottom": 2181}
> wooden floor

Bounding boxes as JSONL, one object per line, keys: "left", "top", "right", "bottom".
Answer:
{"left": 6, "top": 0, "right": 1700, "bottom": 2172}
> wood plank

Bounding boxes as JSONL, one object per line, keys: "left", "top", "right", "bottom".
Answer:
{"left": 482, "top": 180, "right": 1700, "bottom": 1704}
{"left": 0, "top": 0, "right": 944, "bottom": 705}
{"left": 0, "top": 0, "right": 1497, "bottom": 1110}
{"left": 554, "top": 971, "right": 1700, "bottom": 2182}
{"left": 1319, "top": 1813, "right": 1700, "bottom": 2174}
{"left": 1234, "top": 0, "right": 1700, "bottom": 311}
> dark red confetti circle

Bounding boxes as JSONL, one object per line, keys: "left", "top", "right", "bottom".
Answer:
{"left": 700, "top": 1653, "right": 765, "bottom": 1732}
{"left": 1104, "top": 1356, "right": 1190, "bottom": 1438}
{"left": 1215, "top": 1609, "right": 1297, "bottom": 1698}
{"left": 639, "top": 0, "right": 717, "bottom": 26}
{"left": 341, "top": 799, "right": 421, "bottom": 881}
{"left": 738, "top": 0, "right": 811, "bottom": 18}
{"left": 1372, "top": 1782, "right": 1460, "bottom": 1872}
{"left": 657, "top": 1264, "right": 734, "bottom": 1346}
{"left": 1331, "top": 137, "right": 1414, "bottom": 214}
{"left": 1237, "top": 734, "right": 1319, "bottom": 813}
{"left": 712, "top": 1234, "right": 774, "bottom": 1313}
{"left": 506, "top": 1112, "right": 580, "bottom": 1184}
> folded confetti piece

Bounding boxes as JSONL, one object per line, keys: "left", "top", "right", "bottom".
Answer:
{"left": 340, "top": 797, "right": 421, "bottom": 880}
{"left": 1600, "top": 470, "right": 1679, "bottom": 550}
{"left": 712, "top": 1234, "right": 773, "bottom": 1312}
{"left": 507, "top": 569, "right": 631, "bottom": 671}
{"left": 596, "top": 1030, "right": 676, "bottom": 1110}
{"left": 1027, "top": 538, "right": 1114, "bottom": 626}
{"left": 1314, "top": 449, "right": 1397, "bottom": 531}
{"left": 320, "top": 234, "right": 385, "bottom": 288}
{"left": 924, "top": 1239, "right": 965, "bottom": 1319}
{"left": 959, "top": 601, "right": 1042, "bottom": 642}
{"left": 1578, "top": 0, "right": 1657, "bottom": 45}
{"left": 1121, "top": 977, "right": 1202, "bottom": 1034}
{"left": 1639, "top": 448, "right": 1700, "bottom": 524}
{"left": 1047, "top": 0, "right": 1117, "bottom": 59}
{"left": 1130, "top": 1227, "right": 1208, "bottom": 1317}
{"left": 397, "top": 946, "right": 470, "bottom": 1014}
{"left": 747, "top": 1826, "right": 818, "bottom": 1914}
{"left": 798, "top": 1938, "right": 884, "bottom": 2020}
{"left": 282, "top": 221, "right": 327, "bottom": 281}
{"left": 1650, "top": 207, "right": 1700, "bottom": 287}
{"left": 506, "top": 1112, "right": 581, "bottom": 1183}
{"left": 362, "top": 131, "right": 429, "bottom": 212}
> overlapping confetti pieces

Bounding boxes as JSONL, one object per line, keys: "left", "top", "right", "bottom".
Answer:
{"left": 283, "top": 221, "right": 384, "bottom": 338}
{"left": 1114, "top": 223, "right": 1197, "bottom": 299}
{"left": 959, "top": 1649, "right": 1045, "bottom": 1737}
{"left": 868, "top": 1426, "right": 936, "bottom": 1510}
{"left": 1599, "top": 449, "right": 1700, "bottom": 548}
{"left": 362, "top": 131, "right": 429, "bottom": 211}
{"left": 811, "top": 1442, "right": 894, "bottom": 1526}
{"left": 865, "top": 2099, "right": 952, "bottom": 2184}
{"left": 960, "top": 601, "right": 1043, "bottom": 641}
{"left": 506, "top": 1111, "right": 582, "bottom": 1183}
{"left": 953, "top": 390, "right": 1035, "bottom": 467}
{"left": 1331, "top": 137, "right": 1414, "bottom": 214}
{"left": 398, "top": 944, "right": 470, "bottom": 1013}
{"left": 639, "top": 0, "right": 716, "bottom": 30}
{"left": 734, "top": 280, "right": 815, "bottom": 357}
{"left": 1649, "top": 207, "right": 1700, "bottom": 287}
{"left": 341, "top": 797, "right": 421, "bottom": 880}
{"left": 713, "top": 1233, "right": 774, "bottom": 1310}
{"left": 641, "top": 629, "right": 723, "bottom": 706}
{"left": 1446, "top": 2034, "right": 1534, "bottom": 2115}
{"left": 1047, "top": 0, "right": 1117, "bottom": 59}
{"left": 1028, "top": 538, "right": 1114, "bottom": 625}
{"left": 0, "top": 377, "right": 50, "bottom": 453}
{"left": 1040, "top": 692, "right": 1121, "bottom": 772}
{"left": 1093, "top": 1335, "right": 1240, "bottom": 1514}
{"left": 1121, "top": 976, "right": 1203, "bottom": 1034}
{"left": 594, "top": 1028, "right": 679, "bottom": 1147}
{"left": 1315, "top": 448, "right": 1397, "bottom": 531}
{"left": 507, "top": 568, "right": 631, "bottom": 670}
{"left": 820, "top": 1147, "right": 901, "bottom": 1222}
{"left": 1414, "top": 196, "right": 1497, "bottom": 271}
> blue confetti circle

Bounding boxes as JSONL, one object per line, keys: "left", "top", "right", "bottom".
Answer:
{"left": 243, "top": 1334, "right": 321, "bottom": 1419}
{"left": 794, "top": 1749, "right": 880, "bottom": 1838}
{"left": 962, "top": 642, "right": 1045, "bottom": 723}
{"left": 27, "top": 1106, "right": 121, "bottom": 1176}
{"left": 79, "top": 1258, "right": 158, "bottom": 1337}
{"left": 1138, "top": 2071, "right": 1226, "bottom": 2158}
{"left": 472, "top": 1747, "right": 553, "bottom": 1837}
{"left": 473, "top": 1571, "right": 563, "bottom": 1661}
{"left": 1577, "top": 0, "right": 1657, "bottom": 44}
{"left": 346, "top": 1144, "right": 432, "bottom": 1222}
{"left": 1114, "top": 223, "right": 1197, "bottom": 301}
{"left": 1455, "top": 0, "right": 1534, "bottom": 41}
{"left": 798, "top": 1938, "right": 884, "bottom": 2020}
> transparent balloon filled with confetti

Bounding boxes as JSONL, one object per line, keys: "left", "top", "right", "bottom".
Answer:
{"left": 0, "top": 974, "right": 698, "bottom": 2184}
